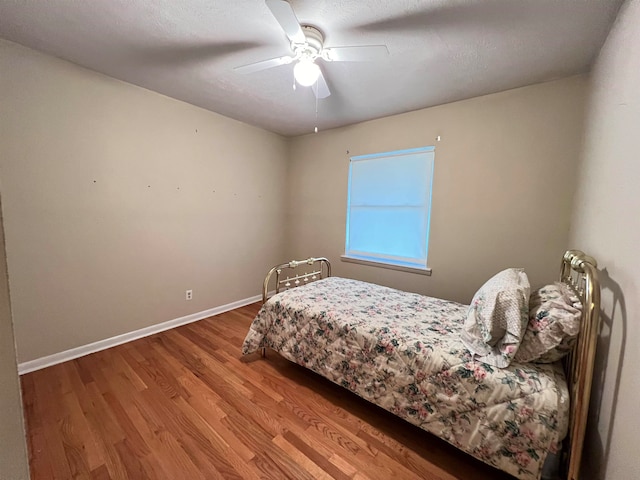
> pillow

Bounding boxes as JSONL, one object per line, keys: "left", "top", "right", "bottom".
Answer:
{"left": 460, "top": 268, "right": 530, "bottom": 368}
{"left": 514, "top": 283, "right": 582, "bottom": 363}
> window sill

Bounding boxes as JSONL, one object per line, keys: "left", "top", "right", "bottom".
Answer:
{"left": 340, "top": 255, "right": 432, "bottom": 276}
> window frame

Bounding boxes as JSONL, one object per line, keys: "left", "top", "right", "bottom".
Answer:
{"left": 342, "top": 146, "right": 435, "bottom": 275}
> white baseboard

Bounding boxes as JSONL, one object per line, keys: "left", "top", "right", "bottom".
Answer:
{"left": 18, "top": 294, "right": 262, "bottom": 375}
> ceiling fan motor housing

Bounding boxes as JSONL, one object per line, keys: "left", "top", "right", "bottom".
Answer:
{"left": 292, "top": 25, "right": 324, "bottom": 60}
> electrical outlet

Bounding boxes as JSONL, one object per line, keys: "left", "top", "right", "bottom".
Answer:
{"left": 186, "top": 289, "right": 193, "bottom": 300}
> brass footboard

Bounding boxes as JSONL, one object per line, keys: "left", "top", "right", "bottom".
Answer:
{"left": 262, "top": 257, "right": 331, "bottom": 303}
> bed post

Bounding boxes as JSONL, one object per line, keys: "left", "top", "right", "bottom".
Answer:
{"left": 561, "top": 250, "right": 601, "bottom": 480}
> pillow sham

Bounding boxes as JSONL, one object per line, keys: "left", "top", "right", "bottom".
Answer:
{"left": 514, "top": 283, "right": 582, "bottom": 363}
{"left": 460, "top": 268, "right": 530, "bottom": 368}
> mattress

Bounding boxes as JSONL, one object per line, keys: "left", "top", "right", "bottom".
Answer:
{"left": 242, "top": 277, "right": 569, "bottom": 480}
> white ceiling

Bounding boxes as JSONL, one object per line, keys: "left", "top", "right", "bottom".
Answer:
{"left": 0, "top": 0, "right": 624, "bottom": 136}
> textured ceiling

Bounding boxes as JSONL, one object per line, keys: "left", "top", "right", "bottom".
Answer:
{"left": 0, "top": 0, "right": 625, "bottom": 136}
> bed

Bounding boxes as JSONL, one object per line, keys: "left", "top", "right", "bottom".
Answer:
{"left": 242, "top": 250, "right": 600, "bottom": 480}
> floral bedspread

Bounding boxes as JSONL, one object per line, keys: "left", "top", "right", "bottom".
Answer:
{"left": 242, "top": 277, "right": 569, "bottom": 480}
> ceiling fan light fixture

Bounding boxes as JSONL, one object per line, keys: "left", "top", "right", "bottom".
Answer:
{"left": 294, "top": 59, "right": 320, "bottom": 87}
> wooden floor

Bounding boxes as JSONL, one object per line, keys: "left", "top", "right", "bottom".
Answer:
{"left": 21, "top": 303, "right": 515, "bottom": 479}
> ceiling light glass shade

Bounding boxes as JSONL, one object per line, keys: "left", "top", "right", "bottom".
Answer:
{"left": 294, "top": 59, "right": 320, "bottom": 86}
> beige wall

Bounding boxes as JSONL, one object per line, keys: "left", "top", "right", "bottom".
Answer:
{"left": 0, "top": 40, "right": 288, "bottom": 363}
{"left": 288, "top": 77, "right": 587, "bottom": 303}
{"left": 569, "top": 0, "right": 640, "bottom": 478}
{"left": 0, "top": 194, "right": 30, "bottom": 479}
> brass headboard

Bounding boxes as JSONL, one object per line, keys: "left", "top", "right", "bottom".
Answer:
{"left": 262, "top": 257, "right": 332, "bottom": 303}
{"left": 560, "top": 250, "right": 601, "bottom": 480}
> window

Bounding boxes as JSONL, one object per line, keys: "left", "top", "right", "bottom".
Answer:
{"left": 343, "top": 146, "right": 435, "bottom": 273}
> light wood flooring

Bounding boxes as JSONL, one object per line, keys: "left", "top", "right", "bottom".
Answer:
{"left": 21, "top": 303, "right": 515, "bottom": 479}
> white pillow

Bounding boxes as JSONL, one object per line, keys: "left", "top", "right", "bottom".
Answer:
{"left": 460, "top": 268, "right": 530, "bottom": 368}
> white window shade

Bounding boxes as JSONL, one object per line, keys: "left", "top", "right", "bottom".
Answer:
{"left": 345, "top": 147, "right": 435, "bottom": 269}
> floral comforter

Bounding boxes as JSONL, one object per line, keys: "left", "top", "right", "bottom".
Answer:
{"left": 242, "top": 277, "right": 569, "bottom": 480}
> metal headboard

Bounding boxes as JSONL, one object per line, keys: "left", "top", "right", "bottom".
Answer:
{"left": 560, "top": 250, "right": 601, "bottom": 480}
{"left": 262, "top": 257, "right": 332, "bottom": 303}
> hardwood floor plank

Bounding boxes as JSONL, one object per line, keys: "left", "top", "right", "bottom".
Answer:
{"left": 218, "top": 403, "right": 318, "bottom": 480}
{"left": 282, "top": 430, "right": 352, "bottom": 480}
{"left": 32, "top": 371, "right": 74, "bottom": 480}
{"left": 73, "top": 357, "right": 95, "bottom": 385}
{"left": 272, "top": 433, "right": 335, "bottom": 480}
{"left": 87, "top": 427, "right": 129, "bottom": 480}
{"left": 121, "top": 397, "right": 195, "bottom": 480}
{"left": 104, "top": 350, "right": 147, "bottom": 391}
{"left": 356, "top": 427, "right": 453, "bottom": 480}
{"left": 163, "top": 329, "right": 255, "bottom": 400}
{"left": 171, "top": 395, "right": 248, "bottom": 480}
{"left": 23, "top": 302, "right": 516, "bottom": 480}
{"left": 83, "top": 382, "right": 126, "bottom": 445}
{"left": 178, "top": 374, "right": 256, "bottom": 463}
{"left": 26, "top": 426, "right": 55, "bottom": 480}
{"left": 113, "top": 439, "right": 149, "bottom": 479}
{"left": 328, "top": 451, "right": 366, "bottom": 479}
{"left": 131, "top": 337, "right": 192, "bottom": 400}
{"left": 21, "top": 374, "right": 40, "bottom": 430}
{"left": 154, "top": 430, "right": 208, "bottom": 480}
{"left": 89, "top": 464, "right": 111, "bottom": 480}
{"left": 101, "top": 390, "right": 151, "bottom": 458}
{"left": 58, "top": 393, "right": 99, "bottom": 475}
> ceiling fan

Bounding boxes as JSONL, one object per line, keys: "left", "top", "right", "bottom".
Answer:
{"left": 234, "top": 0, "right": 389, "bottom": 99}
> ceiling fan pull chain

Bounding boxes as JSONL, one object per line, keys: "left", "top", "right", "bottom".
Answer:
{"left": 314, "top": 87, "right": 319, "bottom": 133}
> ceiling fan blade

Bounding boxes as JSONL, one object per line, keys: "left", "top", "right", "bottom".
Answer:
{"left": 354, "top": 3, "right": 541, "bottom": 34}
{"left": 234, "top": 55, "right": 294, "bottom": 74}
{"left": 129, "top": 41, "right": 263, "bottom": 66}
{"left": 312, "top": 69, "right": 330, "bottom": 99}
{"left": 323, "top": 45, "right": 389, "bottom": 62}
{"left": 265, "top": 0, "right": 306, "bottom": 44}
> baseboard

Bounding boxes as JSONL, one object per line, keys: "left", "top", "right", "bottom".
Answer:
{"left": 18, "top": 294, "right": 262, "bottom": 375}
